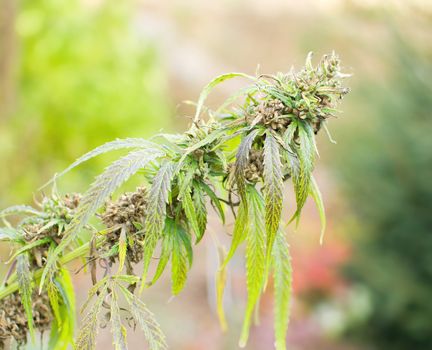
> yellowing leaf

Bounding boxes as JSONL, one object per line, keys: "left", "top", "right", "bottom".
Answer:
{"left": 272, "top": 230, "right": 292, "bottom": 350}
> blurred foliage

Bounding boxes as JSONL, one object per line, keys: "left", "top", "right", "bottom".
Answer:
{"left": 335, "top": 31, "right": 432, "bottom": 350}
{"left": 0, "top": 0, "right": 171, "bottom": 205}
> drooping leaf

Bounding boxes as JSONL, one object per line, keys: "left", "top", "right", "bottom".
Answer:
{"left": 235, "top": 129, "right": 260, "bottom": 202}
{"left": 171, "top": 222, "right": 193, "bottom": 295}
{"left": 41, "top": 148, "right": 163, "bottom": 291}
{"left": 75, "top": 284, "right": 109, "bottom": 350}
{"left": 272, "top": 230, "right": 292, "bottom": 350}
{"left": 309, "top": 175, "right": 326, "bottom": 244}
{"left": 289, "top": 121, "right": 315, "bottom": 225}
{"left": 171, "top": 243, "right": 188, "bottom": 296}
{"left": 263, "top": 131, "right": 284, "bottom": 265}
{"left": 119, "top": 285, "right": 168, "bottom": 350}
{"left": 17, "top": 253, "right": 35, "bottom": 340}
{"left": 192, "top": 181, "right": 207, "bottom": 243}
{"left": 111, "top": 290, "right": 128, "bottom": 350}
{"left": 239, "top": 186, "right": 267, "bottom": 347}
{"left": 141, "top": 161, "right": 175, "bottom": 289}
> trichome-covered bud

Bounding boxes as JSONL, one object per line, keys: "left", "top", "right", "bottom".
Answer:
{"left": 252, "top": 99, "right": 292, "bottom": 133}
{"left": 100, "top": 187, "right": 147, "bottom": 264}
{"left": 0, "top": 291, "right": 52, "bottom": 348}
{"left": 244, "top": 149, "right": 264, "bottom": 183}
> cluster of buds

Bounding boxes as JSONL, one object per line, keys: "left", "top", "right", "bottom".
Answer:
{"left": 21, "top": 194, "right": 81, "bottom": 268}
{"left": 0, "top": 291, "right": 52, "bottom": 348}
{"left": 244, "top": 149, "right": 264, "bottom": 183}
{"left": 101, "top": 187, "right": 148, "bottom": 264}
{"left": 252, "top": 99, "right": 292, "bottom": 133}
{"left": 245, "top": 52, "right": 349, "bottom": 137}
{"left": 291, "top": 52, "right": 350, "bottom": 132}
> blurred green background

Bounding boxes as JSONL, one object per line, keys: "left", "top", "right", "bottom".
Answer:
{"left": 1, "top": 0, "right": 431, "bottom": 349}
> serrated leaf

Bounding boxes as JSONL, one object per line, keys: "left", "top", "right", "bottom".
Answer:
{"left": 42, "top": 138, "right": 160, "bottom": 188}
{"left": 118, "top": 226, "right": 127, "bottom": 273}
{"left": 310, "top": 175, "right": 326, "bottom": 244}
{"left": 239, "top": 186, "right": 267, "bottom": 347}
{"left": 289, "top": 121, "right": 315, "bottom": 225}
{"left": 41, "top": 148, "right": 163, "bottom": 291}
{"left": 119, "top": 285, "right": 168, "bottom": 350}
{"left": 263, "top": 132, "right": 284, "bottom": 265}
{"left": 235, "top": 129, "right": 260, "bottom": 202}
{"left": 272, "top": 230, "right": 292, "bottom": 350}
{"left": 75, "top": 284, "right": 109, "bottom": 350}
{"left": 141, "top": 162, "right": 174, "bottom": 289}
{"left": 111, "top": 290, "right": 128, "bottom": 350}
{"left": 171, "top": 243, "right": 188, "bottom": 296}
{"left": 17, "top": 253, "right": 35, "bottom": 340}
{"left": 171, "top": 222, "right": 192, "bottom": 295}
{"left": 192, "top": 182, "right": 207, "bottom": 243}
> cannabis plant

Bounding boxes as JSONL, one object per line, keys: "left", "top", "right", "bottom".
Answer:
{"left": 0, "top": 53, "right": 349, "bottom": 349}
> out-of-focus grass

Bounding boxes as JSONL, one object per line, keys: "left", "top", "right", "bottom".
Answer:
{"left": 0, "top": 0, "right": 171, "bottom": 206}
{"left": 332, "top": 29, "right": 432, "bottom": 349}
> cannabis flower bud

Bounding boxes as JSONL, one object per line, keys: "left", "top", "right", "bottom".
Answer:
{"left": 101, "top": 187, "right": 148, "bottom": 264}
{"left": 0, "top": 291, "right": 52, "bottom": 348}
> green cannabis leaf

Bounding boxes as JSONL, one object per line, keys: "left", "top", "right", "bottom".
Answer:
{"left": 263, "top": 131, "right": 284, "bottom": 265}
{"left": 141, "top": 161, "right": 175, "bottom": 288}
{"left": 239, "top": 185, "right": 267, "bottom": 347}
{"left": 17, "top": 253, "right": 35, "bottom": 340}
